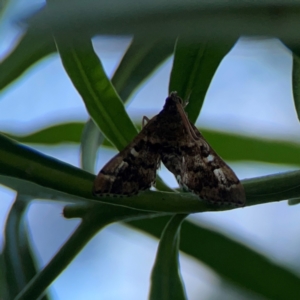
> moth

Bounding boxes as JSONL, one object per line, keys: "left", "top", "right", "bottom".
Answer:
{"left": 93, "top": 92, "right": 246, "bottom": 206}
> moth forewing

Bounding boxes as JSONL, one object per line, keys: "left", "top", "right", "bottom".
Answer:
{"left": 93, "top": 115, "right": 161, "bottom": 197}
{"left": 190, "top": 122, "right": 246, "bottom": 206}
{"left": 160, "top": 92, "right": 246, "bottom": 207}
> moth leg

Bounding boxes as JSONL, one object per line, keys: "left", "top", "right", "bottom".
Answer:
{"left": 142, "top": 116, "right": 150, "bottom": 128}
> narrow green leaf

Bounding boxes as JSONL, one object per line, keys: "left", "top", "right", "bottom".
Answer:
{"left": 292, "top": 52, "right": 300, "bottom": 120}
{"left": 288, "top": 198, "right": 300, "bottom": 205}
{"left": 200, "top": 128, "right": 300, "bottom": 166}
{"left": 54, "top": 35, "right": 137, "bottom": 150}
{"left": 112, "top": 36, "right": 174, "bottom": 101}
{"left": 3, "top": 195, "right": 30, "bottom": 298}
{"left": 282, "top": 41, "right": 300, "bottom": 120}
{"left": 150, "top": 214, "right": 188, "bottom": 300}
{"left": 2, "top": 122, "right": 84, "bottom": 144}
{"left": 0, "top": 174, "right": 86, "bottom": 204}
{"left": 169, "top": 38, "right": 236, "bottom": 123}
{"left": 128, "top": 216, "right": 300, "bottom": 300}
{"left": 80, "top": 119, "right": 104, "bottom": 173}
{"left": 3, "top": 195, "right": 49, "bottom": 299}
{"left": 0, "top": 253, "right": 9, "bottom": 300}
{"left": 15, "top": 204, "right": 153, "bottom": 300}
{"left": 28, "top": 1, "right": 300, "bottom": 43}
{"left": 5, "top": 122, "right": 300, "bottom": 167}
{"left": 0, "top": 0, "right": 12, "bottom": 21}
{"left": 0, "top": 21, "right": 56, "bottom": 91}
{"left": 0, "top": 133, "right": 94, "bottom": 200}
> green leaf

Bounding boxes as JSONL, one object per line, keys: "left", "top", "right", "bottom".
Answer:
{"left": 288, "top": 198, "right": 300, "bottom": 205}
{"left": 0, "top": 133, "right": 94, "bottom": 200}
{"left": 129, "top": 216, "right": 300, "bottom": 300}
{"left": 0, "top": 253, "right": 9, "bottom": 300}
{"left": 54, "top": 35, "right": 137, "bottom": 150}
{"left": 15, "top": 204, "right": 154, "bottom": 300}
{"left": 292, "top": 52, "right": 300, "bottom": 120}
{"left": 3, "top": 195, "right": 50, "bottom": 299}
{"left": 0, "top": 6, "right": 173, "bottom": 96}
{"left": 3, "top": 196, "right": 28, "bottom": 299}
{"left": 200, "top": 128, "right": 300, "bottom": 166}
{"left": 0, "top": 174, "right": 85, "bottom": 204}
{"left": 28, "top": 1, "right": 300, "bottom": 43}
{"left": 282, "top": 41, "right": 300, "bottom": 120}
{"left": 80, "top": 119, "right": 104, "bottom": 173}
{"left": 0, "top": 20, "right": 56, "bottom": 91}
{"left": 150, "top": 214, "right": 187, "bottom": 300}
{"left": 112, "top": 36, "right": 174, "bottom": 101}
{"left": 2, "top": 122, "right": 84, "bottom": 144}
{"left": 169, "top": 38, "right": 236, "bottom": 123}
{"left": 5, "top": 122, "right": 300, "bottom": 167}
{"left": 0, "top": 0, "right": 12, "bottom": 21}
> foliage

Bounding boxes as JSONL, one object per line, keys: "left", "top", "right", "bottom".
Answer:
{"left": 1, "top": 1, "right": 300, "bottom": 299}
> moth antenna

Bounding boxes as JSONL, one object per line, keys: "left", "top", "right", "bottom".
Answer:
{"left": 176, "top": 102, "right": 199, "bottom": 141}
{"left": 142, "top": 116, "right": 150, "bottom": 128}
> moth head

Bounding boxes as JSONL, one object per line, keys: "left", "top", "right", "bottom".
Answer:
{"left": 166, "top": 91, "right": 189, "bottom": 108}
{"left": 164, "top": 91, "right": 185, "bottom": 109}
{"left": 164, "top": 91, "right": 199, "bottom": 142}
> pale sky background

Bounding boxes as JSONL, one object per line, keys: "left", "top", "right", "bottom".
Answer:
{"left": 1, "top": 1, "right": 300, "bottom": 300}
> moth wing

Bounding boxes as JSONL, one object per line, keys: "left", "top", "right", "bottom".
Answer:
{"left": 183, "top": 123, "right": 246, "bottom": 206}
{"left": 161, "top": 123, "right": 245, "bottom": 206}
{"left": 93, "top": 118, "right": 160, "bottom": 197}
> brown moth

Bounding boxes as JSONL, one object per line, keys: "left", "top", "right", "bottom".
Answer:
{"left": 93, "top": 92, "right": 246, "bottom": 206}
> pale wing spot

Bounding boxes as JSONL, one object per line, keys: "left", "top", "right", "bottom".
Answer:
{"left": 115, "top": 161, "right": 128, "bottom": 173}
{"left": 206, "top": 154, "right": 214, "bottom": 162}
{"left": 213, "top": 168, "right": 227, "bottom": 185}
{"left": 229, "top": 183, "right": 237, "bottom": 189}
{"left": 225, "top": 183, "right": 238, "bottom": 191}
{"left": 130, "top": 147, "right": 139, "bottom": 157}
{"left": 101, "top": 174, "right": 116, "bottom": 181}
{"left": 176, "top": 175, "right": 182, "bottom": 182}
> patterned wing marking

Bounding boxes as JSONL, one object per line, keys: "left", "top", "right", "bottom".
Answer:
{"left": 93, "top": 118, "right": 161, "bottom": 197}
{"left": 181, "top": 123, "right": 246, "bottom": 206}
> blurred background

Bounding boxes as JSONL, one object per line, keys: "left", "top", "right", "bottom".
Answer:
{"left": 1, "top": 1, "right": 300, "bottom": 299}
